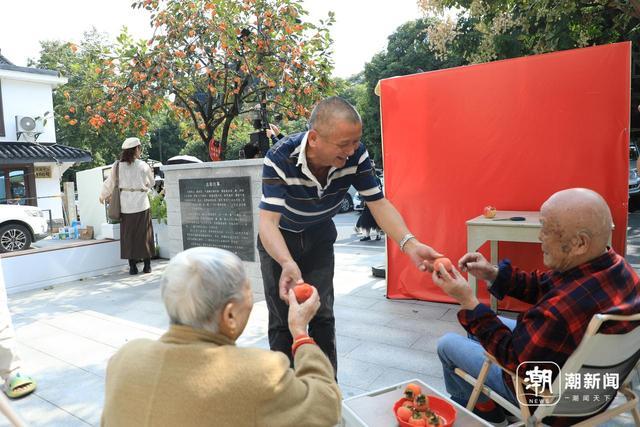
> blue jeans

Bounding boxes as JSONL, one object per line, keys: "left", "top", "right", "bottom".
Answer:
{"left": 437, "top": 316, "right": 518, "bottom": 407}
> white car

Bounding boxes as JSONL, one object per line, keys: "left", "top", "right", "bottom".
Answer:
{"left": 0, "top": 205, "right": 48, "bottom": 252}
{"left": 340, "top": 171, "right": 384, "bottom": 213}
{"left": 338, "top": 186, "right": 357, "bottom": 213}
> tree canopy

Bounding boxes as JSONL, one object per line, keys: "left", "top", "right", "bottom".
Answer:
{"left": 32, "top": 30, "right": 143, "bottom": 167}
{"left": 78, "top": 0, "right": 336, "bottom": 160}
{"left": 349, "top": 18, "right": 466, "bottom": 163}
{"left": 419, "top": 0, "right": 640, "bottom": 62}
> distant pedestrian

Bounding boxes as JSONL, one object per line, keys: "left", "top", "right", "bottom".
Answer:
{"left": 356, "top": 160, "right": 383, "bottom": 241}
{"left": 100, "top": 137, "right": 155, "bottom": 275}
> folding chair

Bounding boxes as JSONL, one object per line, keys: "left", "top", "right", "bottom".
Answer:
{"left": 0, "top": 392, "right": 26, "bottom": 427}
{"left": 454, "top": 313, "right": 640, "bottom": 426}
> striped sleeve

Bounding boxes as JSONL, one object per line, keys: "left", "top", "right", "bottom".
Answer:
{"left": 352, "top": 146, "right": 383, "bottom": 202}
{"left": 259, "top": 152, "right": 287, "bottom": 213}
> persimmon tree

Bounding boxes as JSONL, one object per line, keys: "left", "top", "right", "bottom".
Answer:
{"left": 83, "top": 0, "right": 334, "bottom": 160}
{"left": 32, "top": 30, "right": 147, "bottom": 167}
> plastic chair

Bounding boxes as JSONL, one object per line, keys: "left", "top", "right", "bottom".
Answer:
{"left": 455, "top": 313, "right": 640, "bottom": 426}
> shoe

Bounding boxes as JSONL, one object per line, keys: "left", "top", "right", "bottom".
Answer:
{"left": 360, "top": 236, "right": 371, "bottom": 241}
{"left": 375, "top": 235, "right": 381, "bottom": 241}
{"left": 143, "top": 259, "right": 151, "bottom": 274}
{"left": 506, "top": 413, "right": 521, "bottom": 423}
{"left": 473, "top": 400, "right": 507, "bottom": 426}
{"left": 3, "top": 373, "right": 36, "bottom": 399}
{"left": 128, "top": 260, "right": 138, "bottom": 275}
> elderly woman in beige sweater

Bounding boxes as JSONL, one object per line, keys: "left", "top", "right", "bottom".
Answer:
{"left": 101, "top": 247, "right": 341, "bottom": 427}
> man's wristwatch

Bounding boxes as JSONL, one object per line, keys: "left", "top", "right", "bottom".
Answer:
{"left": 399, "top": 233, "right": 416, "bottom": 252}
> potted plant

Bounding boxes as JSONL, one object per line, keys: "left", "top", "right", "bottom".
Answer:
{"left": 149, "top": 193, "right": 169, "bottom": 258}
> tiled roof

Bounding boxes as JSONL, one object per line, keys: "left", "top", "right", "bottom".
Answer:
{"left": 0, "top": 51, "right": 13, "bottom": 65}
{"left": 0, "top": 63, "right": 59, "bottom": 76}
{"left": 0, "top": 50, "right": 60, "bottom": 76}
{"left": 0, "top": 142, "right": 92, "bottom": 164}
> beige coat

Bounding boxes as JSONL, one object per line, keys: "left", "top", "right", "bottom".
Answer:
{"left": 101, "top": 325, "right": 341, "bottom": 427}
{"left": 100, "top": 159, "right": 154, "bottom": 214}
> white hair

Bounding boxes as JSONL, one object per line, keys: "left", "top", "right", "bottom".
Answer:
{"left": 161, "top": 247, "right": 247, "bottom": 332}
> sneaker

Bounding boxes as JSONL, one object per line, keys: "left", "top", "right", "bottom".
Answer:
{"left": 473, "top": 401, "right": 507, "bottom": 426}
{"left": 506, "top": 413, "right": 521, "bottom": 423}
{"left": 360, "top": 236, "right": 371, "bottom": 241}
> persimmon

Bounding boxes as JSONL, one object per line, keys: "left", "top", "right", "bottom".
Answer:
{"left": 408, "top": 412, "right": 427, "bottom": 426}
{"left": 293, "top": 283, "right": 313, "bottom": 303}
{"left": 433, "top": 257, "right": 453, "bottom": 275}
{"left": 396, "top": 405, "right": 412, "bottom": 422}
{"left": 404, "top": 383, "right": 422, "bottom": 400}
{"left": 414, "top": 394, "right": 429, "bottom": 411}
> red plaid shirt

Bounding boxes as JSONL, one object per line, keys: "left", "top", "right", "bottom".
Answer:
{"left": 458, "top": 248, "right": 640, "bottom": 388}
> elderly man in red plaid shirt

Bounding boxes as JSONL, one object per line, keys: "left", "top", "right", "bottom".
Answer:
{"left": 434, "top": 188, "right": 640, "bottom": 426}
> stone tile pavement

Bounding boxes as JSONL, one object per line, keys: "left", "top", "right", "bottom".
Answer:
{"left": 2, "top": 212, "right": 640, "bottom": 426}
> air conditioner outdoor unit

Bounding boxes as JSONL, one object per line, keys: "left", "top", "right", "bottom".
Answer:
{"left": 15, "top": 115, "right": 44, "bottom": 142}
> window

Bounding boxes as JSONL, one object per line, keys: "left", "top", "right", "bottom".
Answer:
{"left": 0, "top": 175, "right": 6, "bottom": 202}
{"left": 0, "top": 81, "right": 4, "bottom": 137}
{"left": 0, "top": 166, "right": 36, "bottom": 206}
{"left": 8, "top": 170, "right": 27, "bottom": 204}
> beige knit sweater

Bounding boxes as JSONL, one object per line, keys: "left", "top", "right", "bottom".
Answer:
{"left": 101, "top": 324, "right": 341, "bottom": 426}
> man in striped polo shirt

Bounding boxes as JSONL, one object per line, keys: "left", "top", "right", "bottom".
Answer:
{"left": 258, "top": 97, "right": 442, "bottom": 374}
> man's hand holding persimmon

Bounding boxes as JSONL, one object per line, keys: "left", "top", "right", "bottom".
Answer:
{"left": 403, "top": 239, "right": 444, "bottom": 272}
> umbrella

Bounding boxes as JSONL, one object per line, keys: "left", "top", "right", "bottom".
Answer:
{"left": 165, "top": 155, "right": 203, "bottom": 165}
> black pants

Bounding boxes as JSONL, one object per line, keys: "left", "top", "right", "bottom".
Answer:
{"left": 257, "top": 220, "right": 338, "bottom": 375}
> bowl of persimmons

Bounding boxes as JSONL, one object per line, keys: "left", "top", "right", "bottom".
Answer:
{"left": 393, "top": 383, "right": 457, "bottom": 427}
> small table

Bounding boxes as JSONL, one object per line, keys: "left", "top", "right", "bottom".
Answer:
{"left": 341, "top": 379, "right": 492, "bottom": 426}
{"left": 466, "top": 211, "right": 541, "bottom": 311}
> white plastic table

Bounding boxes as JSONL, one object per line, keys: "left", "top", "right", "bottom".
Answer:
{"left": 341, "top": 378, "right": 492, "bottom": 426}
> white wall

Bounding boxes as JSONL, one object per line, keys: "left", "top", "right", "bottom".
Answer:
{"left": 77, "top": 164, "right": 111, "bottom": 235}
{"left": 34, "top": 162, "right": 73, "bottom": 221}
{"left": 0, "top": 77, "right": 57, "bottom": 142}
{"left": 2, "top": 240, "right": 123, "bottom": 294}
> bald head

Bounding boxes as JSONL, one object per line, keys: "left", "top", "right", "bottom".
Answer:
{"left": 540, "top": 188, "right": 612, "bottom": 264}
{"left": 308, "top": 96, "right": 361, "bottom": 135}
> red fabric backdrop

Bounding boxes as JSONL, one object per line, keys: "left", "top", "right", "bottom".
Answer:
{"left": 380, "top": 42, "right": 631, "bottom": 310}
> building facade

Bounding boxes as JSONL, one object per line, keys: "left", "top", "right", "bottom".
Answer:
{"left": 0, "top": 50, "right": 91, "bottom": 223}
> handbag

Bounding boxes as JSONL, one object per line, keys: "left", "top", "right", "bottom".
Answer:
{"left": 107, "top": 161, "right": 121, "bottom": 221}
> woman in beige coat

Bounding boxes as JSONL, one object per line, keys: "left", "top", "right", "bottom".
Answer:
{"left": 101, "top": 247, "right": 341, "bottom": 427}
{"left": 99, "top": 137, "right": 155, "bottom": 274}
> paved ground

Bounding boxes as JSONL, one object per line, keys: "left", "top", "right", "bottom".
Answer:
{"left": 2, "top": 211, "right": 639, "bottom": 426}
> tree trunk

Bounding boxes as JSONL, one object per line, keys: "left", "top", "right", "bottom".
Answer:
{"left": 220, "top": 114, "right": 235, "bottom": 161}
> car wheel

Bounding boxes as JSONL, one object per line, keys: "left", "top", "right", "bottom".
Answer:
{"left": 0, "top": 224, "right": 32, "bottom": 253}
{"left": 339, "top": 194, "right": 353, "bottom": 213}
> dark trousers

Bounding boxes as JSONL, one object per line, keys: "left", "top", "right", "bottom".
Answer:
{"left": 257, "top": 220, "right": 338, "bottom": 375}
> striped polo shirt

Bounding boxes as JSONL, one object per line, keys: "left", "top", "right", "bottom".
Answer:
{"left": 259, "top": 131, "right": 383, "bottom": 232}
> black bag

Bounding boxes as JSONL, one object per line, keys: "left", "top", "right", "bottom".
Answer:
{"left": 107, "top": 161, "right": 121, "bottom": 221}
